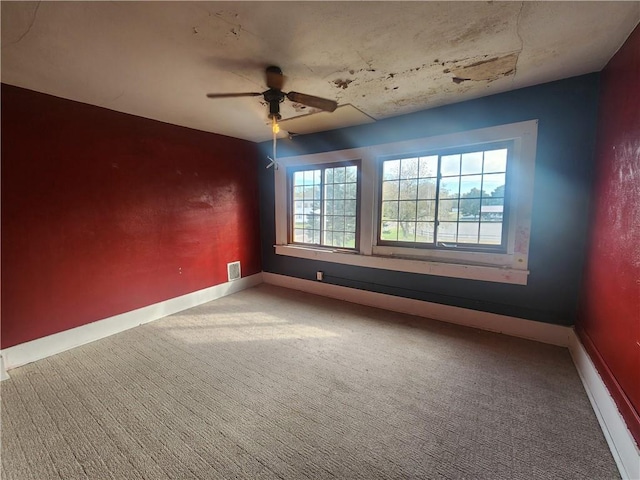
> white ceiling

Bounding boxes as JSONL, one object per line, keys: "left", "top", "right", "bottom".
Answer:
{"left": 2, "top": 1, "right": 639, "bottom": 143}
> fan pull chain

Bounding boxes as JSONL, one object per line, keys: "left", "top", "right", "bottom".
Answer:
{"left": 267, "top": 117, "right": 279, "bottom": 169}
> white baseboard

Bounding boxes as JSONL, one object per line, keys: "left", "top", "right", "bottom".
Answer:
{"left": 2, "top": 271, "right": 635, "bottom": 480}
{"left": 262, "top": 272, "right": 571, "bottom": 347}
{"left": 0, "top": 273, "right": 263, "bottom": 378}
{"left": 569, "top": 331, "right": 640, "bottom": 480}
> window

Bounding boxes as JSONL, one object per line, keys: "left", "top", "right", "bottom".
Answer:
{"left": 378, "top": 142, "right": 511, "bottom": 252}
{"left": 289, "top": 162, "right": 360, "bottom": 249}
{"left": 274, "top": 121, "right": 537, "bottom": 285}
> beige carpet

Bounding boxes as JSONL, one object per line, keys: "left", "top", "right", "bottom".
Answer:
{"left": 1, "top": 284, "right": 620, "bottom": 479}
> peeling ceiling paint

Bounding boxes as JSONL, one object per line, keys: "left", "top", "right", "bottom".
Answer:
{"left": 1, "top": 1, "right": 639, "bottom": 142}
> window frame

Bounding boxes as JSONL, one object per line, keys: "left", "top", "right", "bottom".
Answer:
{"left": 375, "top": 140, "right": 513, "bottom": 253}
{"left": 286, "top": 160, "right": 362, "bottom": 251}
{"left": 273, "top": 120, "right": 537, "bottom": 285}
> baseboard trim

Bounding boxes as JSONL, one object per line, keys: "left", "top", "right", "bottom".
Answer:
{"left": 262, "top": 272, "right": 571, "bottom": 347}
{"left": 0, "top": 273, "right": 263, "bottom": 378}
{"left": 568, "top": 330, "right": 639, "bottom": 480}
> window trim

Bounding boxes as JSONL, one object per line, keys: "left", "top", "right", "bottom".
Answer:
{"left": 273, "top": 120, "right": 537, "bottom": 285}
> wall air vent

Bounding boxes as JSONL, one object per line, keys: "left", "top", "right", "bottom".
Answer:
{"left": 227, "top": 261, "right": 241, "bottom": 282}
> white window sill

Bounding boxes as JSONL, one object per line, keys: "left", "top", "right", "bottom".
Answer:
{"left": 275, "top": 244, "right": 529, "bottom": 285}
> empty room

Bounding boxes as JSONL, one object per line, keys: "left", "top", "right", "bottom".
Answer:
{"left": 1, "top": 2, "right": 639, "bottom": 479}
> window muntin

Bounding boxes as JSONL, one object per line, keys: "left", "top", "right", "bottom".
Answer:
{"left": 378, "top": 142, "right": 511, "bottom": 251}
{"left": 289, "top": 161, "right": 360, "bottom": 249}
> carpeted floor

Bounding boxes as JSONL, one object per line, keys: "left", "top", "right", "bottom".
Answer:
{"left": 1, "top": 284, "right": 620, "bottom": 479}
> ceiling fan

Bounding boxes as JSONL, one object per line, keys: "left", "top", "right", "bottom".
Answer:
{"left": 206, "top": 66, "right": 338, "bottom": 120}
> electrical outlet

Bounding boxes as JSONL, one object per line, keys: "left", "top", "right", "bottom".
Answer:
{"left": 316, "top": 271, "right": 323, "bottom": 281}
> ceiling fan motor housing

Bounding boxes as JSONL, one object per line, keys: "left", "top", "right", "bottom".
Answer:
{"left": 263, "top": 89, "right": 285, "bottom": 119}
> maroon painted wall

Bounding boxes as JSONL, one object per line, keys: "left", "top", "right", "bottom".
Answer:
{"left": 1, "top": 84, "right": 262, "bottom": 349}
{"left": 577, "top": 25, "right": 640, "bottom": 445}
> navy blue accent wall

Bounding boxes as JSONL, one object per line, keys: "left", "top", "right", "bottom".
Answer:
{"left": 258, "top": 74, "right": 600, "bottom": 325}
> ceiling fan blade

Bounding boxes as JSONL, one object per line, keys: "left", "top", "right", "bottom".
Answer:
{"left": 206, "top": 92, "right": 262, "bottom": 99}
{"left": 266, "top": 66, "right": 285, "bottom": 90}
{"left": 286, "top": 92, "right": 338, "bottom": 112}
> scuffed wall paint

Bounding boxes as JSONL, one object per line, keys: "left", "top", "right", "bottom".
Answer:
{"left": 577, "top": 24, "right": 640, "bottom": 446}
{"left": 1, "top": 84, "right": 262, "bottom": 349}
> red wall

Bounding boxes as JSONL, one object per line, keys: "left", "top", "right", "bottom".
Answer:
{"left": 577, "top": 25, "right": 640, "bottom": 445}
{"left": 1, "top": 84, "right": 262, "bottom": 349}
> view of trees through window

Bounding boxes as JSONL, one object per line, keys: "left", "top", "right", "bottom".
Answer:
{"left": 380, "top": 145, "right": 508, "bottom": 248}
{"left": 291, "top": 164, "right": 358, "bottom": 249}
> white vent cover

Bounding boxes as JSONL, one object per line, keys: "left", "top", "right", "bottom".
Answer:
{"left": 227, "top": 261, "right": 241, "bottom": 282}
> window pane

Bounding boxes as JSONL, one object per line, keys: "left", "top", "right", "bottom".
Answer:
{"left": 400, "top": 158, "right": 419, "bottom": 179}
{"left": 333, "top": 216, "right": 346, "bottom": 231}
{"left": 382, "top": 181, "right": 399, "bottom": 201}
{"left": 438, "top": 222, "right": 458, "bottom": 243}
{"left": 383, "top": 160, "right": 400, "bottom": 180}
{"left": 480, "top": 222, "right": 503, "bottom": 244}
{"left": 441, "top": 154, "right": 460, "bottom": 176}
{"left": 397, "top": 222, "right": 416, "bottom": 242}
{"left": 312, "top": 230, "right": 320, "bottom": 244}
{"left": 399, "top": 179, "right": 418, "bottom": 200}
{"left": 325, "top": 169, "right": 334, "bottom": 184}
{"left": 382, "top": 201, "right": 399, "bottom": 221}
{"left": 333, "top": 183, "right": 345, "bottom": 199}
{"left": 346, "top": 165, "right": 357, "bottom": 182}
{"left": 419, "top": 156, "right": 438, "bottom": 178}
{"left": 346, "top": 182, "right": 357, "bottom": 199}
{"left": 294, "top": 186, "right": 304, "bottom": 200}
{"left": 333, "top": 200, "right": 345, "bottom": 215}
{"left": 458, "top": 222, "right": 479, "bottom": 244}
{"left": 440, "top": 177, "right": 460, "bottom": 198}
{"left": 460, "top": 175, "right": 483, "bottom": 197}
{"left": 381, "top": 221, "right": 397, "bottom": 240}
{"left": 345, "top": 199, "right": 357, "bottom": 216}
{"left": 417, "top": 200, "right": 436, "bottom": 221}
{"left": 481, "top": 198, "right": 503, "bottom": 221}
{"left": 313, "top": 185, "right": 321, "bottom": 200}
{"left": 484, "top": 149, "right": 507, "bottom": 173}
{"left": 334, "top": 167, "right": 345, "bottom": 183}
{"left": 483, "top": 174, "right": 506, "bottom": 197}
{"left": 324, "top": 184, "right": 334, "bottom": 199}
{"left": 294, "top": 171, "right": 305, "bottom": 186}
{"left": 304, "top": 170, "right": 315, "bottom": 184}
{"left": 324, "top": 200, "right": 334, "bottom": 215}
{"left": 294, "top": 229, "right": 305, "bottom": 242}
{"left": 459, "top": 198, "right": 480, "bottom": 219}
{"left": 461, "top": 152, "right": 483, "bottom": 174}
{"left": 438, "top": 199, "right": 458, "bottom": 221}
{"left": 324, "top": 231, "right": 333, "bottom": 245}
{"left": 344, "top": 236, "right": 356, "bottom": 249}
{"left": 417, "top": 178, "right": 437, "bottom": 199}
{"left": 416, "top": 222, "right": 435, "bottom": 243}
{"left": 399, "top": 201, "right": 417, "bottom": 222}
{"left": 310, "top": 214, "right": 320, "bottom": 230}
{"left": 332, "top": 231, "right": 345, "bottom": 247}
{"left": 345, "top": 216, "right": 357, "bottom": 232}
